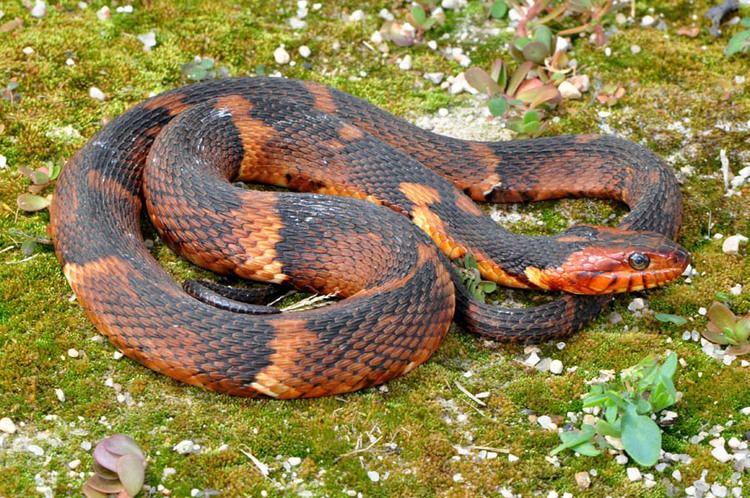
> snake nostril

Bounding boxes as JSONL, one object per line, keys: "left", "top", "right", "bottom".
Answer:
{"left": 628, "top": 252, "right": 650, "bottom": 270}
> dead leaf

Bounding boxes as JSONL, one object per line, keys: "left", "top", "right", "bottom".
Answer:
{"left": 676, "top": 26, "right": 700, "bottom": 38}
{"left": 0, "top": 18, "right": 23, "bottom": 33}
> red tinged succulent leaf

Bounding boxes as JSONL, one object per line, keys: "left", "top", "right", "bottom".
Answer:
{"left": 82, "top": 481, "right": 109, "bottom": 498}
{"left": 86, "top": 474, "right": 125, "bottom": 494}
{"left": 464, "top": 67, "right": 502, "bottom": 95}
{"left": 17, "top": 193, "right": 50, "bottom": 212}
{"left": 103, "top": 435, "right": 145, "bottom": 461}
{"left": 117, "top": 453, "right": 146, "bottom": 497}
{"left": 93, "top": 441, "right": 121, "bottom": 472}
{"left": 708, "top": 302, "right": 737, "bottom": 332}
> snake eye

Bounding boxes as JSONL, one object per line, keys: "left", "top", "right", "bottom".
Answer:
{"left": 628, "top": 252, "right": 650, "bottom": 270}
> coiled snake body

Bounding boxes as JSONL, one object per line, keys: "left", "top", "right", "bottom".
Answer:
{"left": 50, "top": 78, "right": 688, "bottom": 398}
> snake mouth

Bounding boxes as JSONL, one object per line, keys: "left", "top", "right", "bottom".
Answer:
{"left": 525, "top": 244, "right": 690, "bottom": 295}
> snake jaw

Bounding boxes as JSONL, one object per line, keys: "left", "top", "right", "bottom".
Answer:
{"left": 525, "top": 242, "right": 690, "bottom": 295}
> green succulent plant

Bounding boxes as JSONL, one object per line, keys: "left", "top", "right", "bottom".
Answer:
{"left": 702, "top": 302, "right": 750, "bottom": 355}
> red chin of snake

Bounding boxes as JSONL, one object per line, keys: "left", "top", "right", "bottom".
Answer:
{"left": 524, "top": 245, "right": 690, "bottom": 294}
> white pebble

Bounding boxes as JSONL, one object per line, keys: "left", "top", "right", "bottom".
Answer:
{"left": 88, "top": 86, "right": 106, "bottom": 101}
{"left": 367, "top": 470, "right": 380, "bottom": 482}
{"left": 524, "top": 351, "right": 541, "bottom": 367}
{"left": 615, "top": 454, "right": 629, "bottom": 465}
{"left": 698, "top": 307, "right": 707, "bottom": 316}
{"left": 628, "top": 298, "right": 646, "bottom": 312}
{"left": 23, "top": 46, "right": 34, "bottom": 55}
{"left": 423, "top": 72, "right": 444, "bottom": 84}
{"left": 137, "top": 31, "right": 157, "bottom": 51}
{"left": 641, "top": 15, "right": 656, "bottom": 26}
{"left": 28, "top": 444, "right": 45, "bottom": 456}
{"left": 0, "top": 417, "right": 17, "bottom": 434}
{"left": 627, "top": 467, "right": 642, "bottom": 481}
{"left": 298, "top": 45, "right": 311, "bottom": 58}
{"left": 549, "top": 360, "right": 564, "bottom": 375}
{"left": 113, "top": 351, "right": 123, "bottom": 360}
{"left": 712, "top": 483, "right": 728, "bottom": 497}
{"left": 630, "top": 45, "right": 641, "bottom": 54}
{"left": 116, "top": 5, "right": 134, "bottom": 13}
{"left": 347, "top": 9, "right": 365, "bottom": 22}
{"left": 730, "top": 284, "right": 742, "bottom": 296}
{"left": 55, "top": 388, "right": 65, "bottom": 402}
{"left": 398, "top": 54, "right": 412, "bottom": 71}
{"left": 672, "top": 469, "right": 682, "bottom": 481}
{"left": 537, "top": 415, "right": 556, "bottom": 430}
{"left": 508, "top": 453, "right": 519, "bottom": 462}
{"left": 288, "top": 456, "right": 301, "bottom": 466}
{"left": 723, "top": 235, "right": 748, "bottom": 255}
{"left": 68, "top": 459, "right": 81, "bottom": 469}
{"left": 712, "top": 445, "right": 732, "bottom": 463}
{"left": 173, "top": 439, "right": 199, "bottom": 455}
{"left": 452, "top": 473, "right": 463, "bottom": 482}
{"left": 67, "top": 348, "right": 79, "bottom": 358}
{"left": 96, "top": 5, "right": 110, "bottom": 21}
{"left": 427, "top": 40, "right": 437, "bottom": 50}
{"left": 604, "top": 47, "right": 612, "bottom": 57}
{"left": 378, "top": 8, "right": 393, "bottom": 21}
{"left": 31, "top": 0, "right": 46, "bottom": 18}
{"left": 558, "top": 81, "right": 581, "bottom": 100}
{"left": 741, "top": 407, "right": 750, "bottom": 416}
{"left": 274, "top": 46, "right": 290, "bottom": 64}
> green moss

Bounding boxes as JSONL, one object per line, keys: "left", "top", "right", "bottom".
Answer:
{"left": 1, "top": 0, "right": 750, "bottom": 496}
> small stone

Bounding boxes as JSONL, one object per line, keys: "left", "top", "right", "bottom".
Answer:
{"left": 0, "top": 417, "right": 17, "bottom": 434}
{"left": 630, "top": 44, "right": 641, "bottom": 54}
{"left": 288, "top": 456, "right": 302, "bottom": 466}
{"left": 558, "top": 80, "right": 582, "bottom": 100}
{"left": 627, "top": 467, "right": 642, "bottom": 481}
{"left": 508, "top": 453, "right": 519, "bottom": 462}
{"left": 604, "top": 47, "right": 612, "bottom": 56}
{"left": 424, "top": 72, "right": 444, "bottom": 84}
{"left": 367, "top": 470, "right": 380, "bottom": 482}
{"left": 730, "top": 284, "right": 742, "bottom": 296}
{"left": 28, "top": 444, "right": 44, "bottom": 456}
{"left": 608, "top": 311, "right": 623, "bottom": 324}
{"left": 137, "top": 31, "right": 157, "bottom": 51}
{"left": 615, "top": 454, "right": 629, "bottom": 465}
{"left": 549, "top": 360, "right": 564, "bottom": 375}
{"left": 68, "top": 459, "right": 81, "bottom": 469}
{"left": 274, "top": 46, "right": 290, "bottom": 64}
{"left": 113, "top": 351, "right": 123, "bottom": 360}
{"left": 427, "top": 40, "right": 437, "bottom": 50}
{"left": 729, "top": 437, "right": 742, "bottom": 449}
{"left": 641, "top": 15, "right": 656, "bottom": 26}
{"left": 347, "top": 9, "right": 365, "bottom": 22}
{"left": 398, "top": 54, "right": 412, "bottom": 70}
{"left": 524, "top": 352, "right": 541, "bottom": 367}
{"left": 81, "top": 441, "right": 92, "bottom": 451}
{"left": 568, "top": 74, "right": 590, "bottom": 93}
{"left": 162, "top": 467, "right": 176, "bottom": 479}
{"left": 67, "top": 348, "right": 79, "bottom": 358}
{"left": 55, "top": 388, "right": 65, "bottom": 402}
{"left": 23, "top": 46, "right": 34, "bottom": 55}
{"left": 89, "top": 86, "right": 106, "bottom": 101}
{"left": 712, "top": 483, "right": 728, "bottom": 497}
{"left": 628, "top": 298, "right": 646, "bottom": 312}
{"left": 96, "top": 5, "right": 111, "bottom": 21}
{"left": 537, "top": 415, "right": 556, "bottom": 430}
{"left": 575, "top": 471, "right": 591, "bottom": 489}
{"left": 672, "top": 469, "right": 682, "bottom": 481}
{"left": 116, "top": 5, "right": 134, "bottom": 13}
{"left": 298, "top": 45, "right": 311, "bottom": 58}
{"left": 712, "top": 445, "right": 732, "bottom": 463}
{"left": 722, "top": 234, "right": 748, "bottom": 255}
{"left": 30, "top": 0, "right": 46, "bottom": 18}
{"left": 173, "top": 439, "right": 199, "bottom": 455}
{"left": 741, "top": 407, "right": 750, "bottom": 416}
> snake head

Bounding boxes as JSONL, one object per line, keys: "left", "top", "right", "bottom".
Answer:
{"left": 524, "top": 225, "right": 690, "bottom": 294}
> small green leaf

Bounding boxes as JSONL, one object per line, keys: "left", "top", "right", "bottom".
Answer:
{"left": 488, "top": 96, "right": 508, "bottom": 116}
{"left": 715, "top": 291, "right": 731, "bottom": 303}
{"left": 411, "top": 5, "right": 427, "bottom": 25}
{"left": 725, "top": 30, "right": 750, "bottom": 57}
{"left": 479, "top": 281, "right": 497, "bottom": 293}
{"left": 17, "top": 193, "right": 50, "bottom": 212}
{"left": 255, "top": 64, "right": 266, "bottom": 76}
{"left": 708, "top": 302, "right": 737, "bottom": 333}
{"left": 490, "top": 0, "right": 508, "bottom": 19}
{"left": 573, "top": 441, "right": 601, "bottom": 456}
{"left": 523, "top": 110, "right": 540, "bottom": 125}
{"left": 741, "top": 18, "right": 750, "bottom": 27}
{"left": 550, "top": 424, "right": 596, "bottom": 455}
{"left": 654, "top": 313, "right": 687, "bottom": 326}
{"left": 534, "top": 25, "right": 554, "bottom": 53}
{"left": 521, "top": 40, "right": 550, "bottom": 64}
{"left": 621, "top": 405, "right": 661, "bottom": 467}
{"left": 21, "top": 240, "right": 37, "bottom": 257}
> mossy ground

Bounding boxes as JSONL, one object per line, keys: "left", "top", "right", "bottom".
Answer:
{"left": 1, "top": 1, "right": 749, "bottom": 496}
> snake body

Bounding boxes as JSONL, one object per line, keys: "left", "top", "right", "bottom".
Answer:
{"left": 50, "top": 78, "right": 688, "bottom": 398}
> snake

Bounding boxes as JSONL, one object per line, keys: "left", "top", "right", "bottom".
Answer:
{"left": 49, "top": 77, "right": 689, "bottom": 398}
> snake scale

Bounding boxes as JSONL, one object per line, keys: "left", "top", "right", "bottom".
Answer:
{"left": 50, "top": 77, "right": 688, "bottom": 398}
